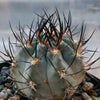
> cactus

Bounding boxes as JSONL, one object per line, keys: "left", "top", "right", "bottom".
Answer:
{"left": 0, "top": 10, "right": 99, "bottom": 100}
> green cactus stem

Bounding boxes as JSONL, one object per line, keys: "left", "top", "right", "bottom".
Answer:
{"left": 0, "top": 9, "right": 99, "bottom": 100}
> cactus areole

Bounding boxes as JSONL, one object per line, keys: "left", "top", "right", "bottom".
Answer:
{"left": 1, "top": 10, "right": 97, "bottom": 100}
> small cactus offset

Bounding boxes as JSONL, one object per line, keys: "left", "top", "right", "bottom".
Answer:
{"left": 0, "top": 9, "right": 100, "bottom": 100}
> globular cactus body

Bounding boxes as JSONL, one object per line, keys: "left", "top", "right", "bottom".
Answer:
{"left": 13, "top": 40, "right": 85, "bottom": 99}
{"left": 1, "top": 10, "right": 96, "bottom": 100}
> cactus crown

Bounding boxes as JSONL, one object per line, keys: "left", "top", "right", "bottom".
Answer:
{"left": 0, "top": 9, "right": 99, "bottom": 100}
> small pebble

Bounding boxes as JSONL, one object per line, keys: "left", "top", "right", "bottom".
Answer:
{"left": 1, "top": 67, "right": 9, "bottom": 76}
{"left": 0, "top": 67, "right": 9, "bottom": 84}
{"left": 0, "top": 97, "right": 5, "bottom": 100}
{"left": 83, "top": 82, "right": 94, "bottom": 91}
{"left": 35, "top": 97, "right": 39, "bottom": 100}
{"left": 0, "top": 89, "right": 8, "bottom": 99}
{"left": 0, "top": 88, "right": 11, "bottom": 99}
{"left": 4, "top": 83, "right": 11, "bottom": 88}
{"left": 82, "top": 92, "right": 92, "bottom": 100}
{"left": 72, "top": 96, "right": 81, "bottom": 100}
{"left": 0, "top": 76, "right": 7, "bottom": 84}
{"left": 7, "top": 89, "right": 11, "bottom": 94}
{"left": 8, "top": 95, "right": 20, "bottom": 100}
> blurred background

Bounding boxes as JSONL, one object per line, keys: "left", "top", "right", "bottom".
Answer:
{"left": 0, "top": 0, "right": 100, "bottom": 78}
